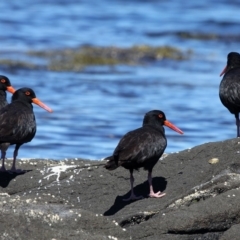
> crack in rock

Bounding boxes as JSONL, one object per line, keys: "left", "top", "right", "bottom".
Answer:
{"left": 168, "top": 172, "right": 240, "bottom": 209}
{"left": 119, "top": 211, "right": 158, "bottom": 228}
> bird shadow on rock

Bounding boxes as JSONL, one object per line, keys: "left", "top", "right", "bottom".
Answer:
{"left": 0, "top": 170, "right": 32, "bottom": 188}
{"left": 103, "top": 176, "right": 167, "bottom": 216}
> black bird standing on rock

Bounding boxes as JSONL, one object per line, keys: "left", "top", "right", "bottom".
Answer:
{"left": 0, "top": 75, "right": 16, "bottom": 108}
{"left": 0, "top": 75, "right": 16, "bottom": 172}
{"left": 0, "top": 88, "right": 53, "bottom": 172}
{"left": 105, "top": 110, "right": 183, "bottom": 201}
{"left": 219, "top": 52, "right": 240, "bottom": 137}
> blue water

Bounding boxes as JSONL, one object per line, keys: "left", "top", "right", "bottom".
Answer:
{"left": 0, "top": 0, "right": 239, "bottom": 160}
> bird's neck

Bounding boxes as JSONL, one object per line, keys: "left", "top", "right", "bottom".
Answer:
{"left": 143, "top": 122, "right": 165, "bottom": 133}
{"left": 0, "top": 90, "right": 6, "bottom": 99}
{"left": 12, "top": 99, "right": 33, "bottom": 110}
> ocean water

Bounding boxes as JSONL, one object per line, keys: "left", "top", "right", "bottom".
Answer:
{"left": 0, "top": 0, "right": 239, "bottom": 160}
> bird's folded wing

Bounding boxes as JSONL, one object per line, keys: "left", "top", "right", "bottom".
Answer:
{"left": 114, "top": 128, "right": 166, "bottom": 164}
{"left": 0, "top": 107, "right": 36, "bottom": 141}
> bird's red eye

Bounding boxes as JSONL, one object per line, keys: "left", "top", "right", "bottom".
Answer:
{"left": 158, "top": 114, "right": 163, "bottom": 118}
{"left": 25, "top": 91, "right": 31, "bottom": 96}
{"left": 1, "top": 79, "right": 6, "bottom": 83}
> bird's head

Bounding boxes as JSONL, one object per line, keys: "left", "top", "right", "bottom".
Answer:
{"left": 12, "top": 88, "right": 53, "bottom": 113}
{"left": 143, "top": 110, "right": 183, "bottom": 134}
{"left": 0, "top": 75, "right": 16, "bottom": 93}
{"left": 220, "top": 52, "right": 240, "bottom": 77}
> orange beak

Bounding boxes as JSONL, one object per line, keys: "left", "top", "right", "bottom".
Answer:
{"left": 32, "top": 98, "right": 53, "bottom": 113}
{"left": 164, "top": 120, "right": 184, "bottom": 134}
{"left": 6, "top": 86, "right": 16, "bottom": 94}
{"left": 220, "top": 65, "right": 227, "bottom": 77}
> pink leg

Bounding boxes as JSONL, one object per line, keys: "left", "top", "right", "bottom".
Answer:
{"left": 123, "top": 171, "right": 143, "bottom": 201}
{"left": 148, "top": 172, "right": 166, "bottom": 198}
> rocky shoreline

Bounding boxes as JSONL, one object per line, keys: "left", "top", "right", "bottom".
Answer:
{"left": 0, "top": 138, "right": 240, "bottom": 239}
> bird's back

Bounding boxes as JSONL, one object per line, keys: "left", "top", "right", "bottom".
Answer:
{"left": 113, "top": 125, "right": 167, "bottom": 171}
{"left": 220, "top": 68, "right": 240, "bottom": 114}
{"left": 0, "top": 101, "right": 36, "bottom": 144}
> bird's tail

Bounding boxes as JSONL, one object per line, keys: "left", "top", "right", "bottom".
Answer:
{"left": 104, "top": 156, "right": 118, "bottom": 170}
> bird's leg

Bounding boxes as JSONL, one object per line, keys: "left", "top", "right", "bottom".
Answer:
{"left": 10, "top": 144, "right": 22, "bottom": 173}
{"left": 0, "top": 150, "right": 7, "bottom": 172}
{"left": 123, "top": 170, "right": 143, "bottom": 201}
{"left": 148, "top": 171, "right": 166, "bottom": 198}
{"left": 235, "top": 113, "right": 240, "bottom": 137}
{"left": 0, "top": 143, "right": 10, "bottom": 172}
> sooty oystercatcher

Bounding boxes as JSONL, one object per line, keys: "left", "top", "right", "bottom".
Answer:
{"left": 219, "top": 52, "right": 240, "bottom": 137}
{"left": 104, "top": 110, "right": 183, "bottom": 201}
{"left": 0, "top": 75, "right": 16, "bottom": 108}
{"left": 0, "top": 87, "right": 53, "bottom": 172}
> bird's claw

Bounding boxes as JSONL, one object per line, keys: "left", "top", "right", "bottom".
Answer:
{"left": 149, "top": 191, "right": 166, "bottom": 198}
{"left": 0, "top": 167, "right": 7, "bottom": 172}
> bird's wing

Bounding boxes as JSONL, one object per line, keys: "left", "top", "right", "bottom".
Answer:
{"left": 0, "top": 104, "right": 36, "bottom": 142}
{"left": 229, "top": 79, "right": 240, "bottom": 106}
{"left": 220, "top": 69, "right": 240, "bottom": 108}
{"left": 113, "top": 127, "right": 166, "bottom": 165}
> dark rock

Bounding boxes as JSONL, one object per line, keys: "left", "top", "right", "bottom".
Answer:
{"left": 220, "top": 224, "right": 240, "bottom": 240}
{"left": 1, "top": 138, "right": 240, "bottom": 239}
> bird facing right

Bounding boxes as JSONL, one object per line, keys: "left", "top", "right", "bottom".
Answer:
{"left": 219, "top": 52, "right": 240, "bottom": 137}
{"left": 105, "top": 110, "right": 183, "bottom": 201}
{"left": 0, "top": 75, "right": 16, "bottom": 109}
{"left": 0, "top": 87, "right": 53, "bottom": 172}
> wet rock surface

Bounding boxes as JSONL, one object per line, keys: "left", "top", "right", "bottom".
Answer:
{"left": 1, "top": 138, "right": 240, "bottom": 239}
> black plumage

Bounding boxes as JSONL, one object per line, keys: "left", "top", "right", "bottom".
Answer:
{"left": 0, "top": 88, "right": 53, "bottom": 172}
{"left": 219, "top": 52, "right": 240, "bottom": 137}
{"left": 105, "top": 110, "right": 183, "bottom": 201}
{"left": 0, "top": 75, "right": 16, "bottom": 109}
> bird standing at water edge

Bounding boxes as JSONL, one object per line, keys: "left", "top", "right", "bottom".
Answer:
{"left": 219, "top": 52, "right": 240, "bottom": 137}
{"left": 0, "top": 75, "right": 16, "bottom": 108}
{"left": 0, "top": 88, "right": 53, "bottom": 172}
{"left": 104, "top": 110, "right": 183, "bottom": 201}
